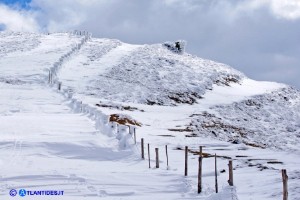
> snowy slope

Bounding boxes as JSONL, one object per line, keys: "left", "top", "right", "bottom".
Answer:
{"left": 0, "top": 32, "right": 204, "bottom": 200}
{"left": 0, "top": 83, "right": 194, "bottom": 200}
{"left": 0, "top": 32, "right": 41, "bottom": 56}
{"left": 191, "top": 86, "right": 300, "bottom": 151}
{"left": 0, "top": 32, "right": 84, "bottom": 84}
{"left": 0, "top": 31, "right": 299, "bottom": 200}
{"left": 58, "top": 40, "right": 244, "bottom": 105}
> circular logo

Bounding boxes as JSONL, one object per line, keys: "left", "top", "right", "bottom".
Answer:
{"left": 19, "top": 189, "right": 27, "bottom": 197}
{"left": 9, "top": 189, "right": 17, "bottom": 197}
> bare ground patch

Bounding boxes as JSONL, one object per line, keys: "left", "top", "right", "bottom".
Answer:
{"left": 109, "top": 114, "right": 142, "bottom": 126}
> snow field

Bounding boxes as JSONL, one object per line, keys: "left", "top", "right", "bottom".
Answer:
{"left": 0, "top": 32, "right": 234, "bottom": 200}
{"left": 0, "top": 83, "right": 198, "bottom": 200}
{"left": 1, "top": 31, "right": 299, "bottom": 199}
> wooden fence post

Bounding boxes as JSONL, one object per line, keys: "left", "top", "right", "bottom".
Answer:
{"left": 134, "top": 128, "right": 137, "bottom": 144}
{"left": 228, "top": 160, "right": 233, "bottom": 186}
{"left": 165, "top": 145, "right": 169, "bottom": 169}
{"left": 155, "top": 148, "right": 159, "bottom": 168}
{"left": 198, "top": 146, "right": 203, "bottom": 193}
{"left": 141, "top": 138, "right": 144, "bottom": 159}
{"left": 282, "top": 169, "right": 288, "bottom": 200}
{"left": 128, "top": 126, "right": 131, "bottom": 135}
{"left": 215, "top": 153, "right": 218, "bottom": 193}
{"left": 185, "top": 146, "right": 188, "bottom": 176}
{"left": 148, "top": 143, "right": 151, "bottom": 168}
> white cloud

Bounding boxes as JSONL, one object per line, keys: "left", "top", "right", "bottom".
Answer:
{"left": 30, "top": 0, "right": 92, "bottom": 32}
{"left": 20, "top": 0, "right": 300, "bottom": 34}
{"left": 237, "top": 0, "right": 300, "bottom": 20}
{"left": 270, "top": 0, "right": 300, "bottom": 20}
{"left": 0, "top": 4, "right": 39, "bottom": 32}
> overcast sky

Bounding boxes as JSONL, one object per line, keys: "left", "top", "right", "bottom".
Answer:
{"left": 0, "top": 0, "right": 299, "bottom": 89}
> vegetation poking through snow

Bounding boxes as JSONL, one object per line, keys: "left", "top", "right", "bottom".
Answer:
{"left": 190, "top": 87, "right": 300, "bottom": 152}
{"left": 109, "top": 114, "right": 142, "bottom": 126}
{"left": 95, "top": 101, "right": 144, "bottom": 112}
{"left": 92, "top": 42, "right": 244, "bottom": 105}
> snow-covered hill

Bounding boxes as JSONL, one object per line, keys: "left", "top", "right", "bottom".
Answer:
{"left": 191, "top": 86, "right": 300, "bottom": 152}
{"left": 0, "top": 31, "right": 299, "bottom": 200}
{"left": 58, "top": 38, "right": 244, "bottom": 105}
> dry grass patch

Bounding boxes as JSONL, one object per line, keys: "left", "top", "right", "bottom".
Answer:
{"left": 109, "top": 114, "right": 142, "bottom": 126}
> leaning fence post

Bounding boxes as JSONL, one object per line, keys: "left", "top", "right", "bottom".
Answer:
{"left": 198, "top": 146, "right": 203, "bottom": 193}
{"left": 184, "top": 146, "right": 188, "bottom": 176}
{"left": 148, "top": 143, "right": 151, "bottom": 168}
{"left": 141, "top": 138, "right": 145, "bottom": 159}
{"left": 282, "top": 169, "right": 288, "bottom": 200}
{"left": 165, "top": 145, "right": 169, "bottom": 169}
{"left": 155, "top": 148, "right": 159, "bottom": 168}
{"left": 228, "top": 160, "right": 233, "bottom": 186}
{"left": 215, "top": 153, "right": 218, "bottom": 193}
